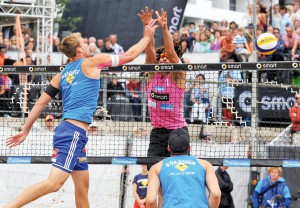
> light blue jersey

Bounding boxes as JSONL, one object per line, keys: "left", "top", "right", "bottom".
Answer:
{"left": 60, "top": 58, "right": 100, "bottom": 124}
{"left": 159, "top": 155, "right": 208, "bottom": 208}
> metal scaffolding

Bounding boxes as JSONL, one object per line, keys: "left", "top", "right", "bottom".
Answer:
{"left": 0, "top": 0, "right": 55, "bottom": 64}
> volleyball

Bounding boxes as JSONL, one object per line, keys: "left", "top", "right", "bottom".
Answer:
{"left": 255, "top": 33, "right": 278, "bottom": 55}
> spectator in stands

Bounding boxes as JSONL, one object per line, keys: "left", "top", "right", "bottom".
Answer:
{"left": 215, "top": 166, "right": 235, "bottom": 208}
{"left": 233, "top": 27, "right": 251, "bottom": 62}
{"left": 204, "top": 28, "right": 214, "bottom": 43}
{"left": 210, "top": 30, "right": 221, "bottom": 51}
{"left": 97, "top": 38, "right": 104, "bottom": 51}
{"left": 221, "top": 19, "right": 228, "bottom": 28}
{"left": 267, "top": 28, "right": 285, "bottom": 62}
{"left": 0, "top": 46, "right": 6, "bottom": 65}
{"left": 88, "top": 36, "right": 96, "bottom": 44}
{"left": 211, "top": 21, "right": 219, "bottom": 33}
{"left": 283, "top": 26, "right": 298, "bottom": 59}
{"left": 25, "top": 38, "right": 35, "bottom": 51}
{"left": 132, "top": 165, "right": 148, "bottom": 208}
{"left": 220, "top": 26, "right": 227, "bottom": 37}
{"left": 0, "top": 74, "right": 9, "bottom": 116}
{"left": 198, "top": 23, "right": 205, "bottom": 33}
{"left": 290, "top": 93, "right": 300, "bottom": 144}
{"left": 89, "top": 43, "right": 100, "bottom": 56}
{"left": 180, "top": 39, "right": 189, "bottom": 53}
{"left": 0, "top": 75, "right": 5, "bottom": 96}
{"left": 189, "top": 22, "right": 196, "bottom": 30}
{"left": 83, "top": 37, "right": 88, "bottom": 44}
{"left": 188, "top": 29, "right": 196, "bottom": 52}
{"left": 107, "top": 74, "right": 124, "bottom": 100}
{"left": 272, "top": 4, "right": 282, "bottom": 30}
{"left": 279, "top": 7, "right": 293, "bottom": 35}
{"left": 3, "top": 38, "right": 13, "bottom": 51}
{"left": 172, "top": 30, "right": 180, "bottom": 45}
{"left": 110, "top": 34, "right": 124, "bottom": 54}
{"left": 267, "top": 25, "right": 274, "bottom": 34}
{"left": 181, "top": 30, "right": 189, "bottom": 40}
{"left": 294, "top": 2, "right": 300, "bottom": 20}
{"left": 220, "top": 30, "right": 235, "bottom": 62}
{"left": 88, "top": 122, "right": 98, "bottom": 135}
{"left": 292, "top": 38, "right": 300, "bottom": 61}
{"left": 190, "top": 74, "right": 209, "bottom": 123}
{"left": 294, "top": 19, "right": 300, "bottom": 31}
{"left": 257, "top": 4, "right": 267, "bottom": 31}
{"left": 229, "top": 21, "right": 238, "bottom": 30}
{"left": 193, "top": 33, "right": 211, "bottom": 53}
{"left": 252, "top": 167, "right": 291, "bottom": 208}
{"left": 242, "top": 4, "right": 253, "bottom": 28}
{"left": 102, "top": 37, "right": 114, "bottom": 53}
{"left": 219, "top": 60, "right": 242, "bottom": 125}
{"left": 244, "top": 23, "right": 253, "bottom": 45}
{"left": 25, "top": 55, "right": 34, "bottom": 66}
{"left": 53, "top": 37, "right": 60, "bottom": 52}
{"left": 9, "top": 36, "right": 18, "bottom": 51}
{"left": 126, "top": 77, "right": 142, "bottom": 121}
{"left": 286, "top": 5, "right": 296, "bottom": 24}
{"left": 0, "top": 32, "right": 3, "bottom": 44}
{"left": 45, "top": 114, "right": 55, "bottom": 131}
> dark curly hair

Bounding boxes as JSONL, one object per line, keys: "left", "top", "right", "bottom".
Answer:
{"left": 155, "top": 41, "right": 185, "bottom": 61}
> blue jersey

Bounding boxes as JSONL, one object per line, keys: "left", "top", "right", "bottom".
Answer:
{"left": 60, "top": 58, "right": 100, "bottom": 124}
{"left": 132, "top": 173, "right": 148, "bottom": 199}
{"left": 159, "top": 155, "right": 208, "bottom": 208}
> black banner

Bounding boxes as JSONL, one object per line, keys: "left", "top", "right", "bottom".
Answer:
{"left": 61, "top": 0, "right": 188, "bottom": 50}
{"left": 235, "top": 85, "right": 296, "bottom": 120}
{"left": 2, "top": 61, "right": 300, "bottom": 73}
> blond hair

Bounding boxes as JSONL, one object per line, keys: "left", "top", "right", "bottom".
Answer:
{"left": 268, "top": 167, "right": 282, "bottom": 176}
{"left": 238, "top": 27, "right": 245, "bottom": 32}
{"left": 61, "top": 32, "right": 81, "bottom": 58}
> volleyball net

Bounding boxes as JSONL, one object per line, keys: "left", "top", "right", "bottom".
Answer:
{"left": 0, "top": 62, "right": 300, "bottom": 168}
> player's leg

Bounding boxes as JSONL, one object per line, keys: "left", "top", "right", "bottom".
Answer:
{"left": 71, "top": 170, "right": 89, "bottom": 208}
{"left": 4, "top": 166, "right": 70, "bottom": 208}
{"left": 71, "top": 147, "right": 89, "bottom": 208}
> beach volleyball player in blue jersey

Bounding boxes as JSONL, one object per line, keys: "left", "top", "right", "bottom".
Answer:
{"left": 5, "top": 20, "right": 158, "bottom": 208}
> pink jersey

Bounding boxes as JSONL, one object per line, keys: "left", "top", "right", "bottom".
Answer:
{"left": 147, "top": 73, "right": 186, "bottom": 129}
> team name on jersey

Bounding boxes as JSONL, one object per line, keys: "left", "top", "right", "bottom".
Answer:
{"left": 165, "top": 159, "right": 196, "bottom": 167}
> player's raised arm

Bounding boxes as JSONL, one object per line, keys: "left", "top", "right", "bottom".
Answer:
{"left": 87, "top": 19, "right": 159, "bottom": 70}
{"left": 138, "top": 7, "right": 157, "bottom": 64}
{"left": 155, "top": 8, "right": 179, "bottom": 64}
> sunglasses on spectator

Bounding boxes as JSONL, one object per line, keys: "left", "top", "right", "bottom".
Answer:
{"left": 181, "top": 34, "right": 188, "bottom": 37}
{"left": 273, "top": 31, "right": 279, "bottom": 34}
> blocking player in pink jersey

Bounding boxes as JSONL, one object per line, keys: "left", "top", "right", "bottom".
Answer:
{"left": 138, "top": 8, "right": 187, "bottom": 165}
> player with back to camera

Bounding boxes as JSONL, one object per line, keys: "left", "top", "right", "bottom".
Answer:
{"left": 138, "top": 7, "right": 187, "bottom": 167}
{"left": 146, "top": 128, "right": 221, "bottom": 208}
{"left": 5, "top": 20, "right": 158, "bottom": 208}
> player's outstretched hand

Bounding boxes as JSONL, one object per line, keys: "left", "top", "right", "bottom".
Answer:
{"left": 155, "top": 8, "right": 167, "bottom": 29}
{"left": 138, "top": 6, "right": 154, "bottom": 26}
{"left": 144, "top": 19, "right": 159, "bottom": 39}
{"left": 6, "top": 131, "right": 28, "bottom": 148}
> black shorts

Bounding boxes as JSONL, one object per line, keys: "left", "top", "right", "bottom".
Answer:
{"left": 147, "top": 126, "right": 188, "bottom": 169}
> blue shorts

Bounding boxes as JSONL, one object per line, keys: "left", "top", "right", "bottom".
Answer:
{"left": 52, "top": 121, "right": 88, "bottom": 173}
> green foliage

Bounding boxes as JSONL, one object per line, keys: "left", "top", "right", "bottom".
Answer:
{"left": 55, "top": 0, "right": 82, "bottom": 32}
